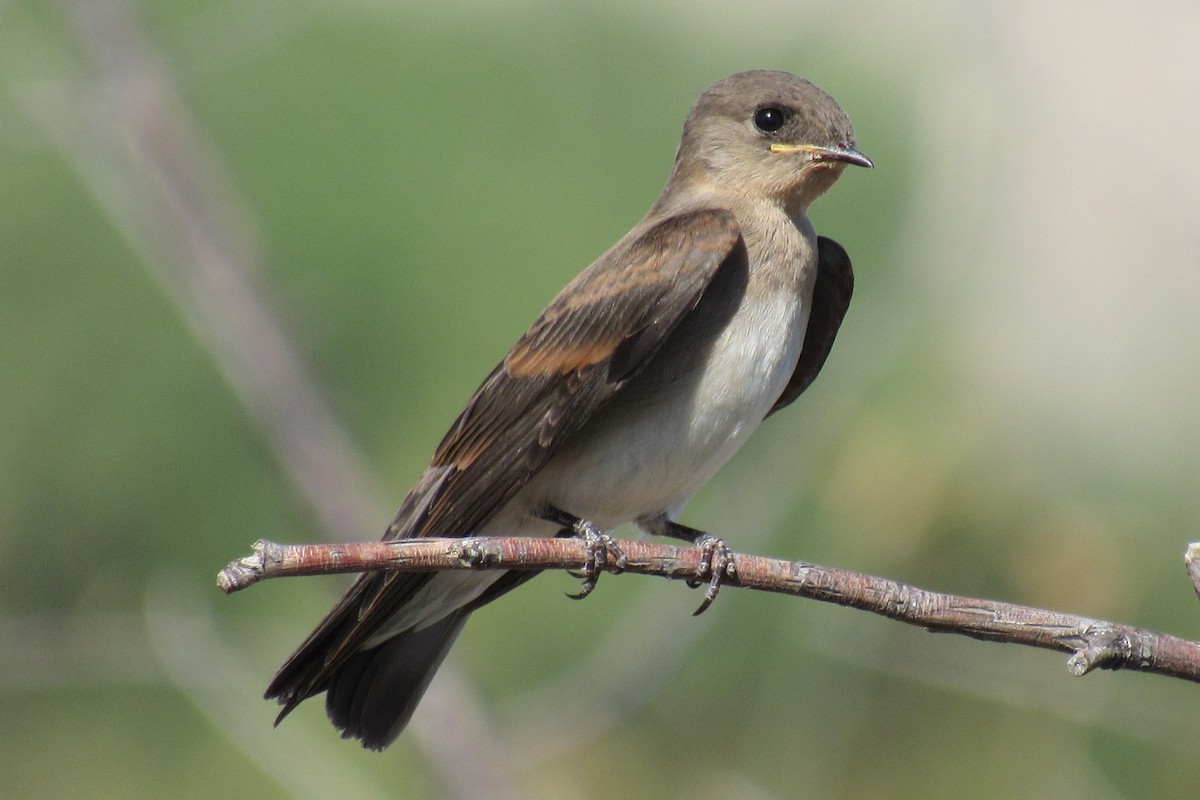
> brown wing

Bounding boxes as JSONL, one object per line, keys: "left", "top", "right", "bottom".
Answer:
{"left": 767, "top": 235, "right": 854, "bottom": 417}
{"left": 266, "top": 208, "right": 744, "bottom": 713}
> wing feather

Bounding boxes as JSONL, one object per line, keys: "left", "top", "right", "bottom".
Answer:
{"left": 266, "top": 208, "right": 744, "bottom": 711}
{"left": 767, "top": 235, "right": 854, "bottom": 416}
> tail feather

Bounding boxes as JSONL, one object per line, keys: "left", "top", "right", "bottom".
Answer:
{"left": 264, "top": 459, "right": 535, "bottom": 749}
{"left": 324, "top": 612, "right": 468, "bottom": 750}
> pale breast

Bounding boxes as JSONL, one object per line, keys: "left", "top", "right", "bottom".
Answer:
{"left": 526, "top": 210, "right": 818, "bottom": 528}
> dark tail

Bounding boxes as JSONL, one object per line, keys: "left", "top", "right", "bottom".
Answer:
{"left": 268, "top": 610, "right": 468, "bottom": 751}
{"left": 323, "top": 612, "right": 468, "bottom": 750}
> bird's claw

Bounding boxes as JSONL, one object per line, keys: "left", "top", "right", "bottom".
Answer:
{"left": 565, "top": 519, "right": 624, "bottom": 600}
{"left": 688, "top": 533, "right": 735, "bottom": 615}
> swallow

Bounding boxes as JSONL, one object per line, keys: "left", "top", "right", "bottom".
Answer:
{"left": 265, "top": 69, "right": 872, "bottom": 749}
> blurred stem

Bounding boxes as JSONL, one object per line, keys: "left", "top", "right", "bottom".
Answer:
{"left": 21, "top": 1, "right": 516, "bottom": 797}
{"left": 59, "top": 0, "right": 384, "bottom": 542}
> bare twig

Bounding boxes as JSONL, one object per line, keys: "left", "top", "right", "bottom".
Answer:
{"left": 219, "top": 536, "right": 1200, "bottom": 684}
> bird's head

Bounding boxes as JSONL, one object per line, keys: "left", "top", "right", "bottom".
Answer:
{"left": 669, "top": 70, "right": 872, "bottom": 213}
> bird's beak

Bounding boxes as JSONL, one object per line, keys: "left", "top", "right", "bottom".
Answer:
{"left": 770, "top": 143, "right": 874, "bottom": 169}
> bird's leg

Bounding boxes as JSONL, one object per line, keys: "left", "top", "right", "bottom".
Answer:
{"left": 642, "top": 516, "right": 735, "bottom": 615}
{"left": 539, "top": 505, "right": 625, "bottom": 600}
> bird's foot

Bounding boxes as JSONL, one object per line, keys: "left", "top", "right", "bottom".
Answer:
{"left": 541, "top": 506, "right": 624, "bottom": 600}
{"left": 642, "top": 517, "right": 736, "bottom": 615}
{"left": 687, "top": 532, "right": 735, "bottom": 616}
{"left": 564, "top": 518, "right": 625, "bottom": 600}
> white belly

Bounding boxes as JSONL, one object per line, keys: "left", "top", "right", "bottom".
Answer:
{"left": 528, "top": 284, "right": 810, "bottom": 527}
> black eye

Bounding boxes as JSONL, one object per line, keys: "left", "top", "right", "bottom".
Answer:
{"left": 753, "top": 106, "right": 787, "bottom": 133}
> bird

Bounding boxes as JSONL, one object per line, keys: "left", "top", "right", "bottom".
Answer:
{"left": 265, "top": 69, "right": 871, "bottom": 750}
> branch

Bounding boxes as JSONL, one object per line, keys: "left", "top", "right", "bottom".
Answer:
{"left": 220, "top": 536, "right": 1200, "bottom": 684}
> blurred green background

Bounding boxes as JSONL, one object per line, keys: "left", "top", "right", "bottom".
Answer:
{"left": 3, "top": 1, "right": 1199, "bottom": 798}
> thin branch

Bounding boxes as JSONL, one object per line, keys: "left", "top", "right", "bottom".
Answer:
{"left": 220, "top": 536, "right": 1200, "bottom": 684}
{"left": 497, "top": 473, "right": 784, "bottom": 763}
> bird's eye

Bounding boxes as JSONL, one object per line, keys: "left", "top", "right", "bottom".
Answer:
{"left": 753, "top": 106, "right": 787, "bottom": 133}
